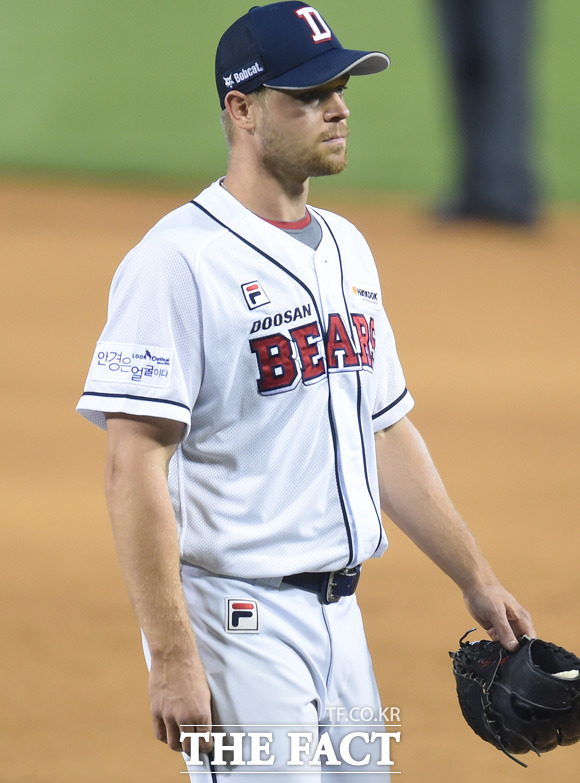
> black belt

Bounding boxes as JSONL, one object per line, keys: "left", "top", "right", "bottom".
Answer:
{"left": 282, "top": 566, "right": 361, "bottom": 604}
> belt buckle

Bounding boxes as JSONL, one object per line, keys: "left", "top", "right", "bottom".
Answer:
{"left": 325, "top": 566, "right": 361, "bottom": 604}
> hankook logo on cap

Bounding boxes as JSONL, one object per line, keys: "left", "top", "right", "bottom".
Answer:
{"left": 224, "top": 58, "right": 265, "bottom": 89}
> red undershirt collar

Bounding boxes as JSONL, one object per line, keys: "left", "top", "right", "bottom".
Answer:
{"left": 262, "top": 210, "right": 312, "bottom": 230}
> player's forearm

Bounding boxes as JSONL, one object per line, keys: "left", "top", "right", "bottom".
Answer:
{"left": 105, "top": 437, "right": 196, "bottom": 660}
{"left": 375, "top": 417, "right": 496, "bottom": 592}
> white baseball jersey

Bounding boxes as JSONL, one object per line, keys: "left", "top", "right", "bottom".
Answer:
{"left": 77, "top": 179, "right": 414, "bottom": 578}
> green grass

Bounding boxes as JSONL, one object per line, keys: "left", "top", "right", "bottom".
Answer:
{"left": 0, "top": 0, "right": 578, "bottom": 201}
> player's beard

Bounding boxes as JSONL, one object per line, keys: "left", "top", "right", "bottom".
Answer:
{"left": 259, "top": 122, "right": 349, "bottom": 183}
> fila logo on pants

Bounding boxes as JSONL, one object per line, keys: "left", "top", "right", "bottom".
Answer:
{"left": 250, "top": 312, "right": 375, "bottom": 395}
{"left": 226, "top": 599, "right": 259, "bottom": 633}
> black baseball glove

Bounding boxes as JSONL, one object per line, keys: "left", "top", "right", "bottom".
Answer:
{"left": 450, "top": 629, "right": 580, "bottom": 766}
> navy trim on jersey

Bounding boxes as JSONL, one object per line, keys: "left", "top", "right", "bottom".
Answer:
{"left": 372, "top": 387, "right": 409, "bottom": 421}
{"left": 191, "top": 199, "right": 356, "bottom": 562}
{"left": 310, "top": 208, "right": 358, "bottom": 343}
{"left": 355, "top": 372, "right": 384, "bottom": 553}
{"left": 314, "top": 208, "right": 383, "bottom": 566}
{"left": 327, "top": 394, "right": 355, "bottom": 563}
{"left": 81, "top": 391, "right": 191, "bottom": 413}
{"left": 191, "top": 201, "right": 325, "bottom": 327}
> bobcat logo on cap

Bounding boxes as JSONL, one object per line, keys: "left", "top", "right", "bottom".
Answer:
{"left": 224, "top": 59, "right": 266, "bottom": 90}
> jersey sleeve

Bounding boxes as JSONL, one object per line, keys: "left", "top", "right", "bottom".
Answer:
{"left": 371, "top": 305, "right": 414, "bottom": 432}
{"left": 76, "top": 234, "right": 202, "bottom": 437}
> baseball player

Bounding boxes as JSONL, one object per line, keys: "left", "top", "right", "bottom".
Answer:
{"left": 77, "top": 3, "right": 536, "bottom": 780}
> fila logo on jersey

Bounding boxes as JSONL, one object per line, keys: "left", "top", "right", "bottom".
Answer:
{"left": 242, "top": 280, "right": 271, "bottom": 310}
{"left": 250, "top": 312, "right": 375, "bottom": 395}
{"left": 295, "top": 6, "right": 332, "bottom": 42}
{"left": 226, "top": 599, "right": 259, "bottom": 633}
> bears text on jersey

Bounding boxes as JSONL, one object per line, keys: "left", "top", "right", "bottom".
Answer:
{"left": 249, "top": 311, "right": 375, "bottom": 395}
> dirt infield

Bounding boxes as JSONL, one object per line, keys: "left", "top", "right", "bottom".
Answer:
{"left": 2, "top": 178, "right": 579, "bottom": 782}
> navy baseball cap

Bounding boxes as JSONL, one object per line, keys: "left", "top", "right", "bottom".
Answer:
{"left": 215, "top": 1, "right": 390, "bottom": 109}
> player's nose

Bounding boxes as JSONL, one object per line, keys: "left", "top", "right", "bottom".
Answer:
{"left": 325, "top": 91, "right": 350, "bottom": 122}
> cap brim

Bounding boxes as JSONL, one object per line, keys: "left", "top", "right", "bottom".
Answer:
{"left": 263, "top": 49, "right": 390, "bottom": 92}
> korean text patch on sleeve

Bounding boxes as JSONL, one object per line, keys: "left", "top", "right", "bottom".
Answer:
{"left": 90, "top": 342, "right": 172, "bottom": 388}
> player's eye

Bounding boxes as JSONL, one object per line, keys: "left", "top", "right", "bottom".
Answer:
{"left": 296, "top": 90, "right": 319, "bottom": 103}
{"left": 295, "top": 82, "right": 348, "bottom": 103}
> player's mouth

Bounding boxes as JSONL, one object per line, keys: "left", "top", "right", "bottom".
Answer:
{"left": 321, "top": 133, "right": 348, "bottom": 146}
{"left": 320, "top": 127, "right": 349, "bottom": 146}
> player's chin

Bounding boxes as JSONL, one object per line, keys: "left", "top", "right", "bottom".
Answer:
{"left": 311, "top": 154, "right": 348, "bottom": 177}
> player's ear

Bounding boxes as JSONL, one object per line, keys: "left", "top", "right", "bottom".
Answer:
{"left": 225, "top": 91, "right": 257, "bottom": 132}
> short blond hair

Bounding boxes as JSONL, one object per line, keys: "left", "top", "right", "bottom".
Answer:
{"left": 220, "top": 87, "right": 270, "bottom": 150}
{"left": 220, "top": 108, "right": 235, "bottom": 150}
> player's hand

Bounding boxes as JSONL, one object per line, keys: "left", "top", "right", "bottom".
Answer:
{"left": 148, "top": 649, "right": 213, "bottom": 756}
{"left": 462, "top": 580, "right": 536, "bottom": 651}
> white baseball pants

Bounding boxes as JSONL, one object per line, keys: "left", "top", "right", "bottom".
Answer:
{"left": 142, "top": 564, "right": 394, "bottom": 781}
